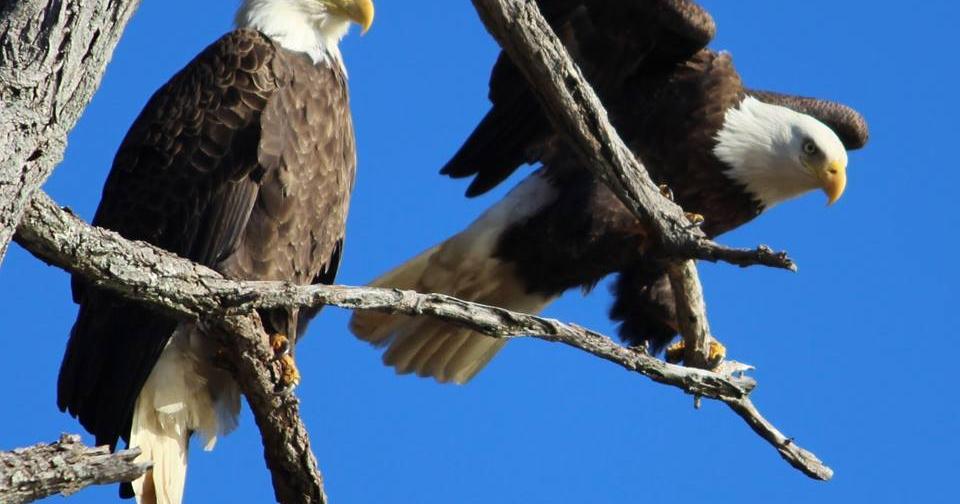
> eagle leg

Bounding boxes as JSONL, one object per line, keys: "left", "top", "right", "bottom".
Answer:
{"left": 658, "top": 184, "right": 705, "bottom": 226}
{"left": 658, "top": 184, "right": 675, "bottom": 201}
{"left": 684, "top": 212, "right": 705, "bottom": 226}
{"left": 665, "top": 338, "right": 726, "bottom": 369}
{"left": 270, "top": 333, "right": 301, "bottom": 390}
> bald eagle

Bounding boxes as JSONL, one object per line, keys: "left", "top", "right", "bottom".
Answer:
{"left": 349, "top": 0, "right": 868, "bottom": 384}
{"left": 57, "top": 0, "right": 374, "bottom": 501}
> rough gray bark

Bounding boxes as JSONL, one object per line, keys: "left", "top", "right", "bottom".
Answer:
{"left": 0, "top": 0, "right": 140, "bottom": 266}
{"left": 16, "top": 191, "right": 832, "bottom": 480}
{"left": 0, "top": 434, "right": 149, "bottom": 504}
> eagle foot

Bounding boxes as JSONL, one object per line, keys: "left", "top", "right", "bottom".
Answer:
{"left": 665, "top": 339, "right": 726, "bottom": 369}
{"left": 685, "top": 212, "right": 705, "bottom": 226}
{"left": 270, "top": 333, "right": 301, "bottom": 391}
{"left": 658, "top": 184, "right": 674, "bottom": 201}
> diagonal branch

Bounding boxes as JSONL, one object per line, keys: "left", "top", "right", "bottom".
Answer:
{"left": 0, "top": 434, "right": 149, "bottom": 504}
{"left": 16, "top": 191, "right": 831, "bottom": 480}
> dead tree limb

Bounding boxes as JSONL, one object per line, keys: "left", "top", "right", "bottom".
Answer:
{"left": 0, "top": 434, "right": 149, "bottom": 504}
{"left": 15, "top": 191, "right": 831, "bottom": 479}
{"left": 0, "top": 0, "right": 140, "bottom": 266}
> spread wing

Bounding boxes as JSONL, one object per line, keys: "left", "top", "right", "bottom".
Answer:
{"left": 60, "top": 29, "right": 290, "bottom": 449}
{"left": 441, "top": 0, "right": 716, "bottom": 196}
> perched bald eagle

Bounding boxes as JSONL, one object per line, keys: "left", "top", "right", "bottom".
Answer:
{"left": 350, "top": 0, "right": 868, "bottom": 384}
{"left": 57, "top": 0, "right": 373, "bottom": 501}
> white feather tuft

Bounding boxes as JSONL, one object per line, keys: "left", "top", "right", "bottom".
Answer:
{"left": 130, "top": 325, "right": 240, "bottom": 504}
{"left": 236, "top": 0, "right": 353, "bottom": 66}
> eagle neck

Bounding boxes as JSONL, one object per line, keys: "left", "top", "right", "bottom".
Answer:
{"left": 714, "top": 96, "right": 818, "bottom": 208}
{"left": 236, "top": 0, "right": 349, "bottom": 70}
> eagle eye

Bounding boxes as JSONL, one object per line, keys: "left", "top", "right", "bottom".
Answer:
{"left": 802, "top": 140, "right": 819, "bottom": 155}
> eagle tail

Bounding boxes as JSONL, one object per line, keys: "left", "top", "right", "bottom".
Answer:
{"left": 129, "top": 325, "right": 239, "bottom": 504}
{"left": 350, "top": 173, "right": 558, "bottom": 384}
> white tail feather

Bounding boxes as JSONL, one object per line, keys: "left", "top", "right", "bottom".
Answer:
{"left": 350, "top": 172, "right": 558, "bottom": 384}
{"left": 130, "top": 325, "right": 240, "bottom": 504}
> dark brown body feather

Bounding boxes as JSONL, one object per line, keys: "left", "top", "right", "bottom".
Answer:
{"left": 59, "top": 29, "right": 356, "bottom": 450}
{"left": 443, "top": 0, "right": 869, "bottom": 353}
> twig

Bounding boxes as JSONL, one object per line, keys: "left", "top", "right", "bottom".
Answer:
{"left": 0, "top": 434, "right": 149, "bottom": 504}
{"left": 726, "top": 398, "right": 834, "bottom": 480}
{"left": 16, "top": 191, "right": 831, "bottom": 479}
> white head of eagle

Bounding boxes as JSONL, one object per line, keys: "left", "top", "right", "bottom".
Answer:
{"left": 715, "top": 96, "right": 848, "bottom": 208}
{"left": 236, "top": 0, "right": 375, "bottom": 65}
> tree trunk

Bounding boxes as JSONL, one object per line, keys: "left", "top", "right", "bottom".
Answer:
{"left": 0, "top": 0, "right": 140, "bottom": 265}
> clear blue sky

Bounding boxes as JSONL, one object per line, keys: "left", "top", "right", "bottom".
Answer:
{"left": 1, "top": 1, "right": 955, "bottom": 502}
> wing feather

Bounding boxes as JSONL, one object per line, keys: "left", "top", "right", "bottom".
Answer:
{"left": 60, "top": 29, "right": 284, "bottom": 449}
{"left": 441, "top": 0, "right": 715, "bottom": 196}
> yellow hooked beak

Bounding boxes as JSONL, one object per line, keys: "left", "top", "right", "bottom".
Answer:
{"left": 327, "top": 0, "right": 375, "bottom": 33}
{"left": 817, "top": 159, "right": 847, "bottom": 206}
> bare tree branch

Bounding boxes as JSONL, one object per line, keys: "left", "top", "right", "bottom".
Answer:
{"left": 16, "top": 191, "right": 831, "bottom": 480}
{"left": 0, "top": 434, "right": 149, "bottom": 504}
{"left": 726, "top": 398, "right": 833, "bottom": 480}
{"left": 0, "top": 0, "right": 140, "bottom": 266}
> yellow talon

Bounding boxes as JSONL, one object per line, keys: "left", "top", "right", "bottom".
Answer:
{"left": 659, "top": 184, "right": 674, "bottom": 200}
{"left": 685, "top": 212, "right": 705, "bottom": 226}
{"left": 665, "top": 340, "right": 685, "bottom": 364}
{"left": 664, "top": 339, "right": 726, "bottom": 368}
{"left": 280, "top": 354, "right": 301, "bottom": 388}
{"left": 270, "top": 333, "right": 301, "bottom": 390}
{"left": 270, "top": 333, "right": 289, "bottom": 353}
{"left": 708, "top": 340, "right": 726, "bottom": 363}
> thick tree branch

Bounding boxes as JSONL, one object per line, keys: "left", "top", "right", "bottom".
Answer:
{"left": 16, "top": 191, "right": 831, "bottom": 479}
{"left": 0, "top": 0, "right": 140, "bottom": 266}
{"left": 0, "top": 434, "right": 149, "bottom": 504}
